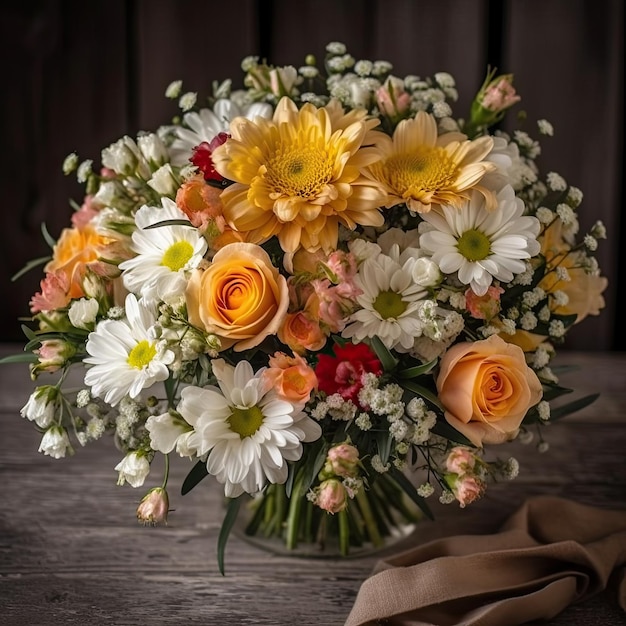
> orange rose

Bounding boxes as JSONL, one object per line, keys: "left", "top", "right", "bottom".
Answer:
{"left": 176, "top": 174, "right": 247, "bottom": 250}
{"left": 436, "top": 334, "right": 543, "bottom": 447}
{"left": 277, "top": 311, "right": 327, "bottom": 355}
{"left": 44, "top": 224, "right": 111, "bottom": 300}
{"left": 186, "top": 242, "right": 289, "bottom": 351}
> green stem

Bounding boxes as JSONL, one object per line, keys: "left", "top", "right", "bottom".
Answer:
{"left": 356, "top": 488, "right": 383, "bottom": 548}
{"left": 286, "top": 474, "right": 304, "bottom": 550}
{"left": 161, "top": 453, "right": 170, "bottom": 489}
{"left": 262, "top": 486, "right": 275, "bottom": 536}
{"left": 275, "top": 482, "right": 287, "bottom": 538}
{"left": 338, "top": 509, "right": 350, "bottom": 556}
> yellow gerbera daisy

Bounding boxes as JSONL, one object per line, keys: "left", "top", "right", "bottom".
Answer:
{"left": 211, "top": 96, "right": 388, "bottom": 254}
{"left": 363, "top": 111, "right": 497, "bottom": 214}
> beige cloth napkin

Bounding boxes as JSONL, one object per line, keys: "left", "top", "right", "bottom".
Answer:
{"left": 345, "top": 496, "right": 626, "bottom": 626}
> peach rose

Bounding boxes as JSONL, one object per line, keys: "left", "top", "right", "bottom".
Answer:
{"left": 186, "top": 242, "right": 289, "bottom": 352}
{"left": 436, "top": 334, "right": 543, "bottom": 447}
{"left": 176, "top": 174, "right": 247, "bottom": 250}
{"left": 263, "top": 351, "right": 318, "bottom": 408}
{"left": 44, "top": 224, "right": 111, "bottom": 300}
{"left": 277, "top": 311, "right": 327, "bottom": 354}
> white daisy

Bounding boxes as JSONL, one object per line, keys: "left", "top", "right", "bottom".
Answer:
{"left": 84, "top": 293, "right": 174, "bottom": 406}
{"left": 118, "top": 198, "right": 208, "bottom": 304}
{"left": 173, "top": 359, "right": 322, "bottom": 498}
{"left": 418, "top": 184, "right": 541, "bottom": 296}
{"left": 341, "top": 246, "right": 430, "bottom": 352}
{"left": 168, "top": 99, "right": 273, "bottom": 167}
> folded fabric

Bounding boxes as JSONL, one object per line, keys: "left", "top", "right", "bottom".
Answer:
{"left": 344, "top": 496, "right": 626, "bottom": 626}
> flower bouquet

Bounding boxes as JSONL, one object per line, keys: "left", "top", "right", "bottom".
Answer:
{"left": 6, "top": 42, "right": 608, "bottom": 573}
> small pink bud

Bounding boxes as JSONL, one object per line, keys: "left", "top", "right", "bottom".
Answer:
{"left": 33, "top": 339, "right": 77, "bottom": 374}
{"left": 327, "top": 443, "right": 360, "bottom": 478}
{"left": 316, "top": 479, "right": 348, "bottom": 514}
{"left": 445, "top": 446, "right": 476, "bottom": 474}
{"left": 481, "top": 76, "right": 521, "bottom": 113}
{"left": 137, "top": 487, "right": 170, "bottom": 525}
{"left": 453, "top": 476, "right": 485, "bottom": 508}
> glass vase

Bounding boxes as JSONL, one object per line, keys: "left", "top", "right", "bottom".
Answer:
{"left": 232, "top": 472, "right": 422, "bottom": 558}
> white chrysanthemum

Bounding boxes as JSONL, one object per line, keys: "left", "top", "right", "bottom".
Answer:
{"left": 84, "top": 294, "right": 174, "bottom": 406}
{"left": 174, "top": 359, "right": 322, "bottom": 498}
{"left": 418, "top": 184, "right": 541, "bottom": 296}
{"left": 341, "top": 246, "right": 430, "bottom": 352}
{"left": 118, "top": 198, "right": 208, "bottom": 303}
{"left": 168, "top": 99, "right": 273, "bottom": 166}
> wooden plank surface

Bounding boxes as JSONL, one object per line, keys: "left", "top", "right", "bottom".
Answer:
{"left": 1, "top": 347, "right": 625, "bottom": 624}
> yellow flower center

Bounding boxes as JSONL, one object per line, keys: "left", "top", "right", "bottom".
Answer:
{"left": 373, "top": 290, "right": 407, "bottom": 319}
{"left": 457, "top": 229, "right": 491, "bottom": 261}
{"left": 127, "top": 340, "right": 156, "bottom": 369}
{"left": 228, "top": 405, "right": 264, "bottom": 438}
{"left": 161, "top": 240, "right": 194, "bottom": 271}
{"left": 266, "top": 144, "right": 333, "bottom": 199}
{"left": 385, "top": 146, "right": 458, "bottom": 196}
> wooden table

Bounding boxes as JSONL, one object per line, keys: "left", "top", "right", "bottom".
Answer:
{"left": 1, "top": 345, "right": 625, "bottom": 625}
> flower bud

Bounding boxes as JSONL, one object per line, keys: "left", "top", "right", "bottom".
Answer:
{"left": 137, "top": 133, "right": 169, "bottom": 168}
{"left": 480, "top": 74, "right": 520, "bottom": 113}
{"left": 445, "top": 446, "right": 476, "bottom": 474}
{"left": 316, "top": 479, "right": 348, "bottom": 514}
{"left": 38, "top": 426, "right": 72, "bottom": 459}
{"left": 376, "top": 75, "right": 411, "bottom": 123}
{"left": 269, "top": 66, "right": 299, "bottom": 97}
{"left": 466, "top": 69, "right": 521, "bottom": 136}
{"left": 101, "top": 136, "right": 142, "bottom": 177}
{"left": 326, "top": 443, "right": 360, "bottom": 478}
{"left": 412, "top": 257, "right": 441, "bottom": 287}
{"left": 31, "top": 339, "right": 77, "bottom": 376}
{"left": 147, "top": 163, "right": 179, "bottom": 196}
{"left": 114, "top": 451, "right": 150, "bottom": 487}
{"left": 20, "top": 385, "right": 59, "bottom": 428}
{"left": 68, "top": 297, "right": 100, "bottom": 330}
{"left": 137, "top": 487, "right": 169, "bottom": 525}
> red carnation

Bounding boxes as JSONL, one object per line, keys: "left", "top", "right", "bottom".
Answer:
{"left": 315, "top": 343, "right": 382, "bottom": 405}
{"left": 190, "top": 132, "right": 230, "bottom": 186}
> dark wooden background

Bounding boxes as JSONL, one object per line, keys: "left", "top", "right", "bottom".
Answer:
{"left": 1, "top": 0, "right": 623, "bottom": 350}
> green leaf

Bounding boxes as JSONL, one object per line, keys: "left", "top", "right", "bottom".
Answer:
{"left": 549, "top": 393, "right": 599, "bottom": 421}
{"left": 41, "top": 222, "right": 57, "bottom": 249}
{"left": 0, "top": 352, "right": 39, "bottom": 365}
{"left": 21, "top": 324, "right": 38, "bottom": 340}
{"left": 144, "top": 219, "right": 194, "bottom": 230}
{"left": 181, "top": 460, "right": 209, "bottom": 495}
{"left": 301, "top": 440, "right": 329, "bottom": 493}
{"left": 217, "top": 497, "right": 241, "bottom": 576}
{"left": 370, "top": 336, "right": 398, "bottom": 372}
{"left": 541, "top": 385, "right": 573, "bottom": 402}
{"left": 399, "top": 379, "right": 444, "bottom": 410}
{"left": 11, "top": 256, "right": 51, "bottom": 282}
{"left": 396, "top": 358, "right": 437, "bottom": 379}
{"left": 388, "top": 467, "right": 434, "bottom": 520}
{"left": 430, "top": 420, "right": 474, "bottom": 446}
{"left": 376, "top": 430, "right": 393, "bottom": 466}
